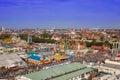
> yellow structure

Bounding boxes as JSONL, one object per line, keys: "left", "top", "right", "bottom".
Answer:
{"left": 4, "top": 38, "right": 13, "bottom": 43}
{"left": 52, "top": 54, "right": 68, "bottom": 62}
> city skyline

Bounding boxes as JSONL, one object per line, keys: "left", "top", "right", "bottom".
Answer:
{"left": 0, "top": 0, "right": 120, "bottom": 29}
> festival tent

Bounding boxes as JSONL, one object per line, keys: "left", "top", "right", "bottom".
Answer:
{"left": 27, "top": 51, "right": 38, "bottom": 55}
{"left": 0, "top": 53, "right": 26, "bottom": 68}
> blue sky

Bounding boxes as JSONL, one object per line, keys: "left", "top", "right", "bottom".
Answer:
{"left": 0, "top": 0, "right": 120, "bottom": 29}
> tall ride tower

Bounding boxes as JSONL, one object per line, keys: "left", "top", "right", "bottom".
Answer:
{"left": 27, "top": 36, "right": 32, "bottom": 44}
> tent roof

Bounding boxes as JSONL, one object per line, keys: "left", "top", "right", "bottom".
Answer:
{"left": 24, "top": 63, "right": 93, "bottom": 80}
{"left": 27, "top": 51, "right": 38, "bottom": 55}
{"left": 0, "top": 53, "right": 26, "bottom": 67}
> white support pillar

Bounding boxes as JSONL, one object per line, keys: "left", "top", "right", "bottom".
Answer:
{"left": 115, "top": 42, "right": 117, "bottom": 55}
{"left": 117, "top": 42, "right": 119, "bottom": 55}
{"left": 112, "top": 42, "right": 115, "bottom": 53}
{"left": 118, "top": 42, "right": 120, "bottom": 51}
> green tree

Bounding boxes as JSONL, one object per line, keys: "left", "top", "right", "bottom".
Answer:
{"left": 19, "top": 34, "right": 28, "bottom": 41}
{"left": 0, "top": 34, "right": 11, "bottom": 39}
{"left": 41, "top": 33, "right": 51, "bottom": 39}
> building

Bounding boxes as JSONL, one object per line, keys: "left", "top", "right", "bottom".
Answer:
{"left": 51, "top": 34, "right": 61, "bottom": 41}
{"left": 17, "top": 63, "right": 94, "bottom": 80}
{"left": 98, "top": 59, "right": 120, "bottom": 75}
{"left": 0, "top": 53, "right": 26, "bottom": 68}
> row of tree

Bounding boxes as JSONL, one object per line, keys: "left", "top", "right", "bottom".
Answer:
{"left": 0, "top": 33, "right": 55, "bottom": 43}
{"left": 86, "top": 40, "right": 112, "bottom": 48}
{"left": 0, "top": 34, "right": 113, "bottom": 47}
{"left": 19, "top": 34, "right": 56, "bottom": 43}
{"left": 0, "top": 34, "right": 11, "bottom": 39}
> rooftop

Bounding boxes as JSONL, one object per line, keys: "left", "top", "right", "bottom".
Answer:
{"left": 24, "top": 62, "right": 93, "bottom": 80}
{"left": 102, "top": 63, "right": 120, "bottom": 70}
{"left": 0, "top": 53, "right": 26, "bottom": 68}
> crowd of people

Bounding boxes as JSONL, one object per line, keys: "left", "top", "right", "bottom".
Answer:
{"left": 0, "top": 59, "right": 70, "bottom": 79}
{"left": 0, "top": 50, "right": 114, "bottom": 80}
{"left": 71, "top": 50, "right": 113, "bottom": 64}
